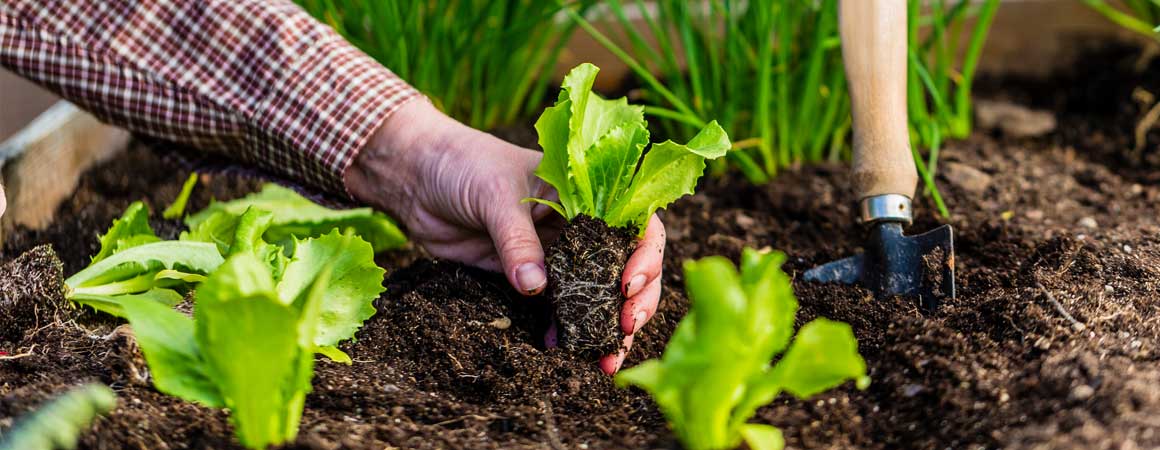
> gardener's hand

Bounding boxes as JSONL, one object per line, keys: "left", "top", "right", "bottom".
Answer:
{"left": 0, "top": 184, "right": 6, "bottom": 219}
{"left": 346, "top": 99, "right": 664, "bottom": 375}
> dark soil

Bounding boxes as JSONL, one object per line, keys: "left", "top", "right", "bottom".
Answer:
{"left": 2, "top": 45, "right": 1160, "bottom": 449}
{"left": 546, "top": 215, "right": 638, "bottom": 357}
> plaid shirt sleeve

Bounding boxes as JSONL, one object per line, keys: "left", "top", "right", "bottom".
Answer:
{"left": 0, "top": 0, "right": 421, "bottom": 196}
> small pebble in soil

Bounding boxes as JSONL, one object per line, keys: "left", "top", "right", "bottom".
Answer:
{"left": 735, "top": 213, "right": 756, "bottom": 229}
{"left": 943, "top": 161, "right": 993, "bottom": 193}
{"left": 488, "top": 316, "right": 512, "bottom": 330}
{"left": 1026, "top": 209, "right": 1044, "bottom": 220}
{"left": 1078, "top": 216, "right": 1098, "bottom": 229}
{"left": 1071, "top": 385, "right": 1095, "bottom": 400}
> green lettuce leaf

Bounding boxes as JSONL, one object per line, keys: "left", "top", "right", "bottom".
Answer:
{"left": 605, "top": 121, "right": 730, "bottom": 227}
{"left": 740, "top": 424, "right": 785, "bottom": 450}
{"left": 163, "top": 173, "right": 198, "bottom": 220}
{"left": 121, "top": 298, "right": 222, "bottom": 407}
{"left": 588, "top": 122, "right": 648, "bottom": 217}
{"left": 531, "top": 63, "right": 729, "bottom": 233}
{"left": 277, "top": 230, "right": 385, "bottom": 348}
{"left": 66, "top": 241, "right": 224, "bottom": 300}
{"left": 616, "top": 247, "right": 867, "bottom": 450}
{"left": 92, "top": 201, "right": 159, "bottom": 263}
{"left": 71, "top": 288, "right": 183, "bottom": 318}
{"left": 183, "top": 207, "right": 288, "bottom": 278}
{"left": 767, "top": 318, "right": 871, "bottom": 398}
{"left": 181, "top": 210, "right": 241, "bottom": 255}
{"left": 195, "top": 253, "right": 310, "bottom": 449}
{"left": 534, "top": 97, "right": 581, "bottom": 217}
{"left": 186, "top": 184, "right": 406, "bottom": 252}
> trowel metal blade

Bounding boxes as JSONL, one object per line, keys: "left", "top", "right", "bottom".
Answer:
{"left": 802, "top": 222, "right": 955, "bottom": 311}
{"left": 802, "top": 254, "right": 864, "bottom": 285}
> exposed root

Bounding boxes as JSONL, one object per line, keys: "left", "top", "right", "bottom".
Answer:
{"left": 545, "top": 216, "right": 637, "bottom": 356}
{"left": 0, "top": 245, "right": 69, "bottom": 343}
{"left": 1036, "top": 281, "right": 1086, "bottom": 332}
{"left": 432, "top": 414, "right": 498, "bottom": 427}
{"left": 0, "top": 344, "right": 37, "bottom": 360}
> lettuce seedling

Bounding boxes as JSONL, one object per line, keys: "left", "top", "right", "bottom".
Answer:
{"left": 617, "top": 248, "right": 870, "bottom": 450}
{"left": 121, "top": 231, "right": 383, "bottom": 449}
{"left": 186, "top": 183, "right": 406, "bottom": 253}
{"left": 532, "top": 63, "right": 730, "bottom": 233}
{"left": 533, "top": 63, "right": 730, "bottom": 355}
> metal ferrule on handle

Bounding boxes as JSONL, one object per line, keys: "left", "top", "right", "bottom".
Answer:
{"left": 859, "top": 194, "right": 912, "bottom": 225}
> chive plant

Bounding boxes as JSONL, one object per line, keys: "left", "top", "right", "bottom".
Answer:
{"left": 566, "top": 0, "right": 847, "bottom": 184}
{"left": 570, "top": 0, "right": 1001, "bottom": 217}
{"left": 907, "top": 0, "right": 1001, "bottom": 215}
{"left": 1082, "top": 0, "right": 1160, "bottom": 42}
{"left": 296, "top": 0, "right": 594, "bottom": 131}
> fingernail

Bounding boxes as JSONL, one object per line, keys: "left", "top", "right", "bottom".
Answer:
{"left": 632, "top": 310, "right": 648, "bottom": 334}
{"left": 516, "top": 263, "right": 547, "bottom": 294}
{"left": 626, "top": 274, "right": 647, "bottom": 297}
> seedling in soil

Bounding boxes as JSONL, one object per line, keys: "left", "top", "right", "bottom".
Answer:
{"left": 617, "top": 248, "right": 869, "bottom": 450}
{"left": 531, "top": 63, "right": 729, "bottom": 355}
{"left": 120, "top": 231, "right": 384, "bottom": 449}
{"left": 59, "top": 181, "right": 390, "bottom": 448}
{"left": 0, "top": 383, "right": 117, "bottom": 450}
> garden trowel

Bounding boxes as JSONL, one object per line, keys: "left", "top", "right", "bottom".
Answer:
{"left": 803, "top": 0, "right": 955, "bottom": 311}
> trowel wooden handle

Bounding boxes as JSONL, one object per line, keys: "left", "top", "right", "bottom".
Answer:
{"left": 840, "top": 0, "right": 917, "bottom": 200}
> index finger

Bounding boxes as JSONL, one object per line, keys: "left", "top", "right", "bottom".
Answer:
{"left": 622, "top": 214, "right": 665, "bottom": 298}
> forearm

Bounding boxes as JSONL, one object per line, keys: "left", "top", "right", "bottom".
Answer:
{"left": 0, "top": 0, "right": 419, "bottom": 195}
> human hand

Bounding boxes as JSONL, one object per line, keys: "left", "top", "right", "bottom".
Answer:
{"left": 345, "top": 99, "right": 664, "bottom": 374}
{"left": 0, "top": 184, "right": 6, "bottom": 219}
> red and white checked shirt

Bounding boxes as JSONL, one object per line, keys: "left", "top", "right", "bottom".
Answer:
{"left": 0, "top": 0, "right": 421, "bottom": 196}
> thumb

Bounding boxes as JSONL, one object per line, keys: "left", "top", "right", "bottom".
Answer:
{"left": 485, "top": 206, "right": 548, "bottom": 295}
